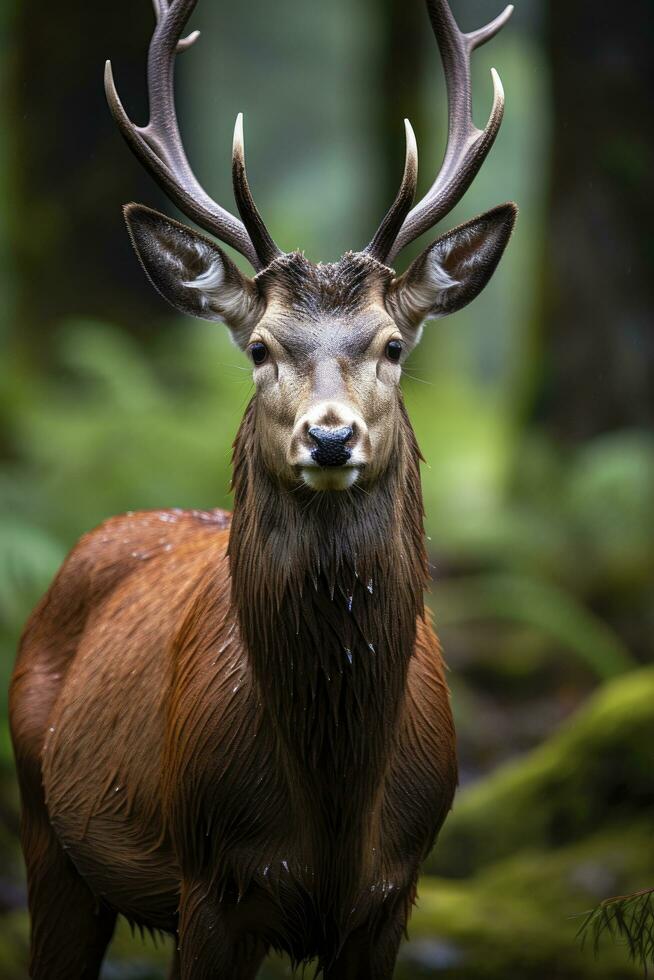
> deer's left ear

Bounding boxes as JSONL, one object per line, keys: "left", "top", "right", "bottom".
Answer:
{"left": 387, "top": 203, "right": 517, "bottom": 339}
{"left": 124, "top": 204, "right": 264, "bottom": 348}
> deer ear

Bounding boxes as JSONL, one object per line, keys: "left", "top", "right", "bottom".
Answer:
{"left": 387, "top": 203, "right": 517, "bottom": 339}
{"left": 124, "top": 204, "right": 264, "bottom": 348}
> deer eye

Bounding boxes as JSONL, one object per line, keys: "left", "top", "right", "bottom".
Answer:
{"left": 386, "top": 340, "right": 403, "bottom": 363}
{"left": 249, "top": 342, "right": 268, "bottom": 365}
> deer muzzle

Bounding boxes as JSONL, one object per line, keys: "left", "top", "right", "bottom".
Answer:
{"left": 308, "top": 426, "right": 353, "bottom": 468}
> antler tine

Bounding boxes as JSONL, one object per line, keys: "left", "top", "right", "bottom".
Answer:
{"left": 365, "top": 120, "right": 418, "bottom": 264}
{"left": 232, "top": 114, "right": 283, "bottom": 268}
{"left": 379, "top": 0, "right": 513, "bottom": 264}
{"left": 105, "top": 0, "right": 278, "bottom": 270}
{"left": 151, "top": 0, "right": 201, "bottom": 52}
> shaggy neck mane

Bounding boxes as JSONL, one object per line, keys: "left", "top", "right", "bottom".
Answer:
{"left": 229, "top": 397, "right": 428, "bottom": 814}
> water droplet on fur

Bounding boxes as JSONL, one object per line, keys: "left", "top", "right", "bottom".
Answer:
{"left": 346, "top": 593, "right": 353, "bottom": 612}
{"left": 367, "top": 578, "right": 374, "bottom": 594}
{"left": 282, "top": 860, "right": 289, "bottom": 873}
{"left": 345, "top": 648, "right": 353, "bottom": 665}
{"left": 368, "top": 643, "right": 376, "bottom": 654}
{"left": 49, "top": 726, "right": 55, "bottom": 733}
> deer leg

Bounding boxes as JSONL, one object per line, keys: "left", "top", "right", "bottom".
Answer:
{"left": 21, "top": 808, "right": 116, "bottom": 979}
{"left": 177, "top": 880, "right": 267, "bottom": 979}
{"left": 324, "top": 914, "right": 405, "bottom": 980}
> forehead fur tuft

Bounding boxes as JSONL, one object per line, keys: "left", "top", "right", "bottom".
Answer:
{"left": 256, "top": 251, "right": 392, "bottom": 316}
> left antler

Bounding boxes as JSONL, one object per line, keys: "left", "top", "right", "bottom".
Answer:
{"left": 367, "top": 0, "right": 513, "bottom": 265}
{"left": 105, "top": 0, "right": 281, "bottom": 270}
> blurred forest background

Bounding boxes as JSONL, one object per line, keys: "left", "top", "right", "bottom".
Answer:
{"left": 0, "top": 0, "right": 653, "bottom": 976}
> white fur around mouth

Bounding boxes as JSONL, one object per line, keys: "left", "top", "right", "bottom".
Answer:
{"left": 300, "top": 466, "right": 360, "bottom": 491}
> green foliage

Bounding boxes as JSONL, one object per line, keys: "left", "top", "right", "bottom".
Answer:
{"left": 428, "top": 668, "right": 654, "bottom": 877}
{"left": 0, "top": 519, "right": 63, "bottom": 629}
{"left": 435, "top": 572, "right": 633, "bottom": 680}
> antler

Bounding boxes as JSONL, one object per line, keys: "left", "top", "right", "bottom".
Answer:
{"left": 365, "top": 120, "right": 418, "bottom": 263}
{"left": 105, "top": 0, "right": 281, "bottom": 271}
{"left": 367, "top": 0, "right": 513, "bottom": 265}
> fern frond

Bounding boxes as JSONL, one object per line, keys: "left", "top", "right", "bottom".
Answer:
{"left": 578, "top": 887, "right": 654, "bottom": 975}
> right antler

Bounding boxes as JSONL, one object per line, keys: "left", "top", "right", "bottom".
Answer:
{"left": 105, "top": 0, "right": 281, "bottom": 271}
{"left": 367, "top": 0, "right": 514, "bottom": 265}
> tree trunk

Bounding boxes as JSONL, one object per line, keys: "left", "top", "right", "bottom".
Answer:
{"left": 7, "top": 0, "right": 169, "bottom": 347}
{"left": 535, "top": 0, "right": 654, "bottom": 441}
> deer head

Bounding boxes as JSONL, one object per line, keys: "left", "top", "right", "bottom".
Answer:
{"left": 107, "top": 0, "right": 516, "bottom": 493}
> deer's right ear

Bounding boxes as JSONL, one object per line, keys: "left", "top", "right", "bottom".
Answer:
{"left": 386, "top": 204, "right": 517, "bottom": 342}
{"left": 124, "top": 204, "right": 264, "bottom": 348}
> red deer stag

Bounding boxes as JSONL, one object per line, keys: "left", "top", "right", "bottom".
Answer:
{"left": 10, "top": 0, "right": 516, "bottom": 976}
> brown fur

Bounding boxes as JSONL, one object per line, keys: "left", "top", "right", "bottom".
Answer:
{"left": 10, "top": 384, "right": 456, "bottom": 978}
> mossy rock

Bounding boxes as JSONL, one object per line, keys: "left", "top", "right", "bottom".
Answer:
{"left": 428, "top": 667, "right": 654, "bottom": 877}
{"left": 399, "top": 823, "right": 654, "bottom": 979}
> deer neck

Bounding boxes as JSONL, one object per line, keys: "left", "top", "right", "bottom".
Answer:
{"left": 229, "top": 398, "right": 428, "bottom": 803}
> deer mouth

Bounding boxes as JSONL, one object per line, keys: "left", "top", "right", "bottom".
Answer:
{"left": 299, "top": 464, "right": 361, "bottom": 492}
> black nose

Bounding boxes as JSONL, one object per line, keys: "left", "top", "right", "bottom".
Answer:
{"left": 308, "top": 426, "right": 353, "bottom": 468}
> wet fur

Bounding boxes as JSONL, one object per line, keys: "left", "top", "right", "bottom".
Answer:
{"left": 10, "top": 386, "right": 456, "bottom": 978}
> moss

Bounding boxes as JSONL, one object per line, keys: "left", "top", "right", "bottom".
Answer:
{"left": 400, "top": 824, "right": 654, "bottom": 979}
{"left": 428, "top": 667, "right": 654, "bottom": 877}
{"left": 0, "top": 909, "right": 28, "bottom": 978}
